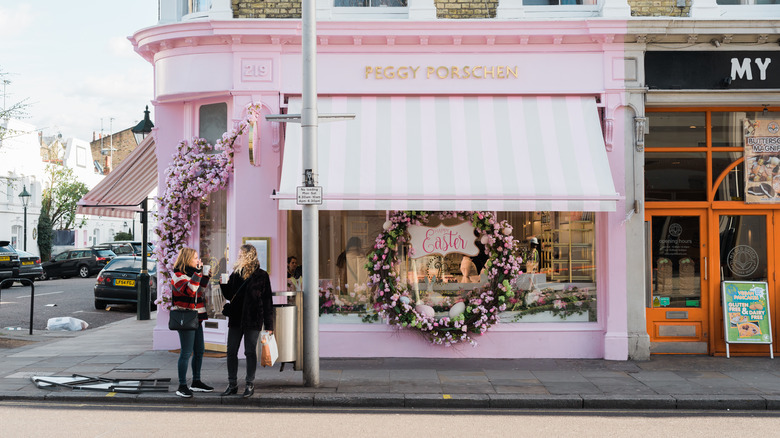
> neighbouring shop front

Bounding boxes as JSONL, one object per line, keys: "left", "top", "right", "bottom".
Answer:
{"left": 133, "top": 20, "right": 632, "bottom": 359}
{"left": 644, "top": 50, "right": 780, "bottom": 356}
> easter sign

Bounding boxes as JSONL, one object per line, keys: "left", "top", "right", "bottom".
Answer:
{"left": 722, "top": 281, "right": 772, "bottom": 345}
{"left": 408, "top": 222, "right": 479, "bottom": 259}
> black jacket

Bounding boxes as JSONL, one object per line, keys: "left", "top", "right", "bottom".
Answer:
{"left": 219, "top": 268, "right": 274, "bottom": 330}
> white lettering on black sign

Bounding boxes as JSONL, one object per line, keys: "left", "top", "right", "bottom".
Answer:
{"left": 731, "top": 58, "right": 772, "bottom": 81}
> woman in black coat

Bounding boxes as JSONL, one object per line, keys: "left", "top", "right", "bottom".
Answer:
{"left": 219, "top": 244, "right": 274, "bottom": 398}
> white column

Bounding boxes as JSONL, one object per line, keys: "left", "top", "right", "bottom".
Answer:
{"left": 316, "top": 0, "right": 334, "bottom": 20}
{"left": 601, "top": 0, "right": 631, "bottom": 18}
{"left": 690, "top": 0, "right": 720, "bottom": 18}
{"left": 208, "top": 0, "right": 234, "bottom": 20}
{"left": 496, "top": 0, "right": 525, "bottom": 19}
{"left": 408, "top": 0, "right": 437, "bottom": 20}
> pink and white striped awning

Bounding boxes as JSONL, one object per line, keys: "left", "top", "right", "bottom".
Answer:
{"left": 76, "top": 135, "right": 157, "bottom": 219}
{"left": 276, "top": 95, "right": 619, "bottom": 212}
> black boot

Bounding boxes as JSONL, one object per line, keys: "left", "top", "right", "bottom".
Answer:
{"left": 221, "top": 385, "right": 238, "bottom": 396}
{"left": 243, "top": 383, "right": 254, "bottom": 398}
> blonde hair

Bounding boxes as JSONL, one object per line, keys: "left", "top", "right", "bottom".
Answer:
{"left": 234, "top": 244, "right": 259, "bottom": 280}
{"left": 173, "top": 247, "right": 197, "bottom": 273}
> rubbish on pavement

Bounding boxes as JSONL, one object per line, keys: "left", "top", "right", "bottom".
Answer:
{"left": 46, "top": 317, "right": 89, "bottom": 331}
{"left": 31, "top": 374, "right": 170, "bottom": 393}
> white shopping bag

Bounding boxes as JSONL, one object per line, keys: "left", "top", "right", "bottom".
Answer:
{"left": 260, "top": 331, "right": 278, "bottom": 367}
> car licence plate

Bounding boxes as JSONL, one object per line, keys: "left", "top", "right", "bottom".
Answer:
{"left": 115, "top": 279, "right": 136, "bottom": 287}
{"left": 0, "top": 256, "right": 9, "bottom": 261}
{"left": 22, "top": 261, "right": 33, "bottom": 265}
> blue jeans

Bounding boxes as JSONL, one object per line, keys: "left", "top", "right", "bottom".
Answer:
{"left": 226, "top": 326, "right": 260, "bottom": 386}
{"left": 177, "top": 322, "right": 204, "bottom": 385}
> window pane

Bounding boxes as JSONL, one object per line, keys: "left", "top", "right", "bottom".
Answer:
{"left": 713, "top": 152, "right": 744, "bottom": 201}
{"left": 198, "top": 103, "right": 227, "bottom": 146}
{"left": 199, "top": 189, "right": 228, "bottom": 320}
{"left": 719, "top": 215, "right": 768, "bottom": 281}
{"left": 288, "top": 210, "right": 385, "bottom": 322}
{"left": 651, "top": 216, "right": 701, "bottom": 308}
{"left": 646, "top": 112, "right": 706, "bottom": 148}
{"left": 645, "top": 152, "right": 708, "bottom": 201}
{"left": 712, "top": 112, "right": 760, "bottom": 147}
{"left": 497, "top": 211, "right": 597, "bottom": 323}
{"left": 716, "top": 0, "right": 740, "bottom": 4}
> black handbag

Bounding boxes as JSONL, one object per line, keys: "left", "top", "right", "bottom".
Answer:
{"left": 222, "top": 277, "right": 248, "bottom": 317}
{"left": 169, "top": 308, "right": 199, "bottom": 331}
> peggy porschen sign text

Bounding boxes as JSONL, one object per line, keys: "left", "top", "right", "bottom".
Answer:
{"left": 365, "top": 65, "right": 519, "bottom": 80}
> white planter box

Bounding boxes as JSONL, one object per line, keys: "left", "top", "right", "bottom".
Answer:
{"left": 498, "top": 310, "right": 590, "bottom": 323}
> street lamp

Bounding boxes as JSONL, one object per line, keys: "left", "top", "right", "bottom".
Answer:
{"left": 18, "top": 185, "right": 31, "bottom": 251}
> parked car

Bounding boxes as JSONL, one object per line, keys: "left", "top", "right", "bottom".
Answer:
{"left": 92, "top": 242, "right": 135, "bottom": 256}
{"left": 0, "top": 241, "right": 21, "bottom": 289}
{"left": 98, "top": 241, "right": 154, "bottom": 257}
{"left": 94, "top": 256, "right": 157, "bottom": 310}
{"left": 15, "top": 249, "right": 43, "bottom": 283}
{"left": 41, "top": 248, "right": 116, "bottom": 280}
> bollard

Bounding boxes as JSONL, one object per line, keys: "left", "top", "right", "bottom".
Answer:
{"left": 0, "top": 278, "right": 35, "bottom": 335}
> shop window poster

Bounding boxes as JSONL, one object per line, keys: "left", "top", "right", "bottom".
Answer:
{"left": 721, "top": 281, "right": 772, "bottom": 344}
{"left": 744, "top": 118, "right": 780, "bottom": 203}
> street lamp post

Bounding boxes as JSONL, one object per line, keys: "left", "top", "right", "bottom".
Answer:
{"left": 18, "top": 185, "right": 31, "bottom": 251}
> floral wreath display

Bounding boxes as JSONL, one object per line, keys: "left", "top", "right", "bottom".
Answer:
{"left": 154, "top": 104, "right": 262, "bottom": 309}
{"left": 367, "top": 211, "right": 523, "bottom": 346}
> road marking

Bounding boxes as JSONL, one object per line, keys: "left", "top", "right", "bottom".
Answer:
{"left": 18, "top": 291, "right": 64, "bottom": 298}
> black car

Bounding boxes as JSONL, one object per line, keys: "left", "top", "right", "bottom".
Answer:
{"left": 15, "top": 249, "right": 43, "bottom": 283}
{"left": 94, "top": 256, "right": 157, "bottom": 310}
{"left": 0, "top": 241, "right": 21, "bottom": 289}
{"left": 93, "top": 242, "right": 136, "bottom": 256}
{"left": 41, "top": 248, "right": 116, "bottom": 280}
{"left": 101, "top": 241, "right": 154, "bottom": 257}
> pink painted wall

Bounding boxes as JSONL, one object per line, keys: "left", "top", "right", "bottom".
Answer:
{"left": 136, "top": 19, "right": 630, "bottom": 359}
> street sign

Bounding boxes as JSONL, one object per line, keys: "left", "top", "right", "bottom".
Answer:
{"left": 296, "top": 186, "right": 323, "bottom": 205}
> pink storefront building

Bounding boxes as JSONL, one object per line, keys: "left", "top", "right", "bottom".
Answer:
{"left": 131, "top": 0, "right": 635, "bottom": 360}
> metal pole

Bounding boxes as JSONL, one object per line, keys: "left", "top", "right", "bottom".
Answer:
{"left": 137, "top": 198, "right": 150, "bottom": 320}
{"left": 301, "top": 0, "right": 320, "bottom": 387}
{"left": 22, "top": 204, "right": 27, "bottom": 251}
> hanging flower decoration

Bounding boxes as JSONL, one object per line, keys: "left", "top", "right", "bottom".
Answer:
{"left": 154, "top": 104, "right": 262, "bottom": 309}
{"left": 367, "top": 211, "right": 523, "bottom": 346}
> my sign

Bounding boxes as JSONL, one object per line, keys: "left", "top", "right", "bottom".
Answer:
{"left": 408, "top": 222, "right": 478, "bottom": 259}
{"left": 722, "top": 281, "right": 772, "bottom": 344}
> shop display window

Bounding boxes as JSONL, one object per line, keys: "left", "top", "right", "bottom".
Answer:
{"left": 287, "top": 210, "right": 597, "bottom": 323}
{"left": 198, "top": 185, "right": 228, "bottom": 320}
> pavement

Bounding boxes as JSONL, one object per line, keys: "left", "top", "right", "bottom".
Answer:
{"left": 2, "top": 314, "right": 780, "bottom": 410}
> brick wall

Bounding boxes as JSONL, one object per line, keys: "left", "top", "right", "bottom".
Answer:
{"left": 232, "top": 0, "right": 302, "bottom": 18}
{"left": 629, "top": 0, "right": 689, "bottom": 16}
{"left": 435, "top": 0, "right": 497, "bottom": 18}
{"left": 89, "top": 128, "right": 138, "bottom": 175}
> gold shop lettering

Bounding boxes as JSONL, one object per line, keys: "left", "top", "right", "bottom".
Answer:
{"left": 365, "top": 65, "right": 518, "bottom": 80}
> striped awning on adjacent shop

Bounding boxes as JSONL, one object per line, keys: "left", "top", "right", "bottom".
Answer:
{"left": 276, "top": 95, "right": 619, "bottom": 212}
{"left": 76, "top": 135, "right": 157, "bottom": 219}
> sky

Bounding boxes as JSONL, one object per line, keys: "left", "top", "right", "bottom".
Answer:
{"left": 1, "top": 1, "right": 159, "bottom": 142}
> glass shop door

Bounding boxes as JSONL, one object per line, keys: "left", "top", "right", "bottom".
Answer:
{"left": 646, "top": 210, "right": 710, "bottom": 353}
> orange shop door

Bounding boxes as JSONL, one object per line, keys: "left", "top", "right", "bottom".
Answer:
{"left": 646, "top": 210, "right": 710, "bottom": 354}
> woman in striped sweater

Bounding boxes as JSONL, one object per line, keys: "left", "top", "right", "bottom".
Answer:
{"left": 171, "top": 247, "right": 214, "bottom": 398}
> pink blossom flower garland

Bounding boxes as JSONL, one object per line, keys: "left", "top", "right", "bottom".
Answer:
{"left": 154, "top": 105, "right": 261, "bottom": 309}
{"left": 367, "top": 211, "right": 523, "bottom": 347}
